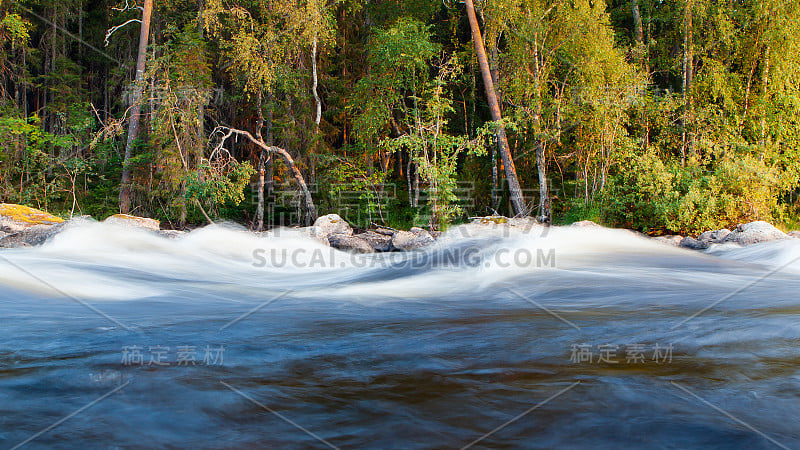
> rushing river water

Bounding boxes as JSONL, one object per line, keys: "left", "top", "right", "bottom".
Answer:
{"left": 1, "top": 222, "right": 799, "bottom": 449}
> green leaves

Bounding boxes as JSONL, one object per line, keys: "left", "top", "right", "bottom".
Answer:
{"left": 185, "top": 160, "right": 255, "bottom": 208}
{"left": 0, "top": 12, "right": 31, "bottom": 48}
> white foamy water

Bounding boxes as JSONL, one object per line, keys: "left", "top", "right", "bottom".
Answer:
{"left": 0, "top": 220, "right": 795, "bottom": 300}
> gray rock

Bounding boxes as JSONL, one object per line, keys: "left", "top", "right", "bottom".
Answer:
{"left": 680, "top": 236, "right": 709, "bottom": 250}
{"left": 507, "top": 217, "right": 541, "bottom": 230}
{"left": 0, "top": 218, "right": 24, "bottom": 234}
{"left": 296, "top": 226, "right": 330, "bottom": 246}
{"left": 723, "top": 221, "right": 787, "bottom": 246}
{"left": 355, "top": 231, "right": 393, "bottom": 252}
{"left": 458, "top": 216, "right": 546, "bottom": 239}
{"left": 789, "top": 231, "right": 800, "bottom": 239}
{"left": 0, "top": 222, "right": 65, "bottom": 248}
{"left": 374, "top": 228, "right": 396, "bottom": 236}
{"left": 104, "top": 214, "right": 160, "bottom": 231}
{"left": 0, "top": 216, "right": 96, "bottom": 249}
{"left": 698, "top": 229, "right": 731, "bottom": 244}
{"left": 654, "top": 235, "right": 684, "bottom": 247}
{"left": 392, "top": 227, "right": 435, "bottom": 251}
{"left": 312, "top": 214, "right": 352, "bottom": 239}
{"left": 328, "top": 233, "right": 373, "bottom": 253}
{"left": 571, "top": 220, "right": 602, "bottom": 228}
{"left": 158, "top": 230, "right": 186, "bottom": 239}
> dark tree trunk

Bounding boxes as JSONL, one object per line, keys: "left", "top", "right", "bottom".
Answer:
{"left": 632, "top": 0, "right": 644, "bottom": 44}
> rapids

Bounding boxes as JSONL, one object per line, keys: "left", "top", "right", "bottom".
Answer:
{"left": 1, "top": 222, "right": 799, "bottom": 448}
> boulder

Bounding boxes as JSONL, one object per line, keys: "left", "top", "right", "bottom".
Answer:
{"left": 0, "top": 222, "right": 66, "bottom": 248}
{"left": 104, "top": 214, "right": 160, "bottom": 231}
{"left": 355, "top": 231, "right": 393, "bottom": 252}
{"left": 392, "top": 227, "right": 435, "bottom": 251}
{"left": 506, "top": 217, "right": 542, "bottom": 231}
{"left": 0, "top": 203, "right": 64, "bottom": 233}
{"left": 468, "top": 216, "right": 541, "bottom": 229}
{"left": 458, "top": 216, "right": 546, "bottom": 239}
{"left": 789, "top": 231, "right": 800, "bottom": 239}
{"left": 571, "top": 220, "right": 602, "bottom": 228}
{"left": 157, "top": 230, "right": 186, "bottom": 239}
{"left": 698, "top": 229, "right": 731, "bottom": 244}
{"left": 0, "top": 215, "right": 94, "bottom": 248}
{"left": 328, "top": 233, "right": 374, "bottom": 253}
{"left": 723, "top": 221, "right": 787, "bottom": 246}
{"left": 312, "top": 214, "right": 352, "bottom": 240}
{"left": 296, "top": 226, "right": 330, "bottom": 246}
{"left": 472, "top": 216, "right": 509, "bottom": 225}
{"left": 374, "top": 228, "right": 396, "bottom": 236}
{"left": 654, "top": 235, "right": 684, "bottom": 247}
{"left": 680, "top": 236, "right": 709, "bottom": 250}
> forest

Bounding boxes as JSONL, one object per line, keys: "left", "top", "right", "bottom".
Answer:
{"left": 0, "top": 0, "right": 798, "bottom": 234}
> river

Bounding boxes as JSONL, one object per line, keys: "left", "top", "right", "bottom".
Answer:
{"left": 1, "top": 222, "right": 799, "bottom": 448}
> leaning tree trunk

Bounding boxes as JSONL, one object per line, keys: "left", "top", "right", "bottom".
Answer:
{"left": 120, "top": 0, "right": 154, "bottom": 213}
{"left": 464, "top": 0, "right": 526, "bottom": 216}
{"left": 681, "top": 0, "right": 693, "bottom": 166}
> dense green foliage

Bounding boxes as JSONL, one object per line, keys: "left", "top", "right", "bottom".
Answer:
{"left": 0, "top": 0, "right": 798, "bottom": 233}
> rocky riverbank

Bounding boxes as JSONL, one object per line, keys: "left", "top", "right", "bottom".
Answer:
{"left": 1, "top": 203, "right": 798, "bottom": 252}
{"left": 653, "top": 221, "right": 800, "bottom": 249}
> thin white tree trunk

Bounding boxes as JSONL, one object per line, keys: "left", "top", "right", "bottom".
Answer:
{"left": 312, "top": 36, "right": 322, "bottom": 127}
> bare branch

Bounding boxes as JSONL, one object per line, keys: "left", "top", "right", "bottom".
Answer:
{"left": 112, "top": 0, "right": 144, "bottom": 13}
{"left": 105, "top": 19, "right": 142, "bottom": 47}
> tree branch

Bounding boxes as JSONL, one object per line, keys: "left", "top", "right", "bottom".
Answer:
{"left": 112, "top": 0, "right": 144, "bottom": 13}
{"left": 210, "top": 126, "right": 318, "bottom": 224}
{"left": 105, "top": 19, "right": 142, "bottom": 47}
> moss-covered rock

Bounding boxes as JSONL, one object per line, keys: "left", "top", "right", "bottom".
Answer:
{"left": 472, "top": 216, "right": 508, "bottom": 225}
{"left": 0, "top": 203, "right": 64, "bottom": 233}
